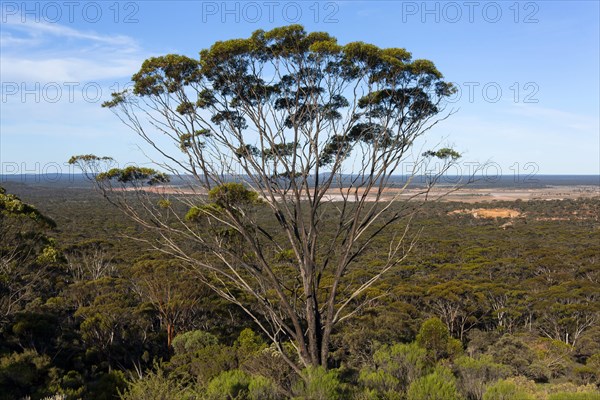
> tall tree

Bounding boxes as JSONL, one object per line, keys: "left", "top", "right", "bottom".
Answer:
{"left": 71, "top": 25, "right": 459, "bottom": 372}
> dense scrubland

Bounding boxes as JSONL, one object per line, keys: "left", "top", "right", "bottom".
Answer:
{"left": 1, "top": 183, "right": 599, "bottom": 399}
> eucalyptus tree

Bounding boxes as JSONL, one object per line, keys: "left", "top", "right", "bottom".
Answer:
{"left": 70, "top": 25, "right": 460, "bottom": 372}
{"left": 0, "top": 186, "right": 59, "bottom": 323}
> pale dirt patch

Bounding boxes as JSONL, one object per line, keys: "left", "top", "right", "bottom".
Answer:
{"left": 449, "top": 208, "right": 522, "bottom": 219}
{"left": 115, "top": 184, "right": 599, "bottom": 203}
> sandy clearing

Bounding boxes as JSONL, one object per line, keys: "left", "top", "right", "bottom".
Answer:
{"left": 115, "top": 185, "right": 600, "bottom": 203}
{"left": 449, "top": 208, "right": 522, "bottom": 219}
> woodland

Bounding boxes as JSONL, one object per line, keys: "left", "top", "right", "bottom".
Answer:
{"left": 0, "top": 183, "right": 598, "bottom": 399}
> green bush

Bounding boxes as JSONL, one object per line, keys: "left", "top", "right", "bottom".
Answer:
{"left": 235, "top": 328, "right": 267, "bottom": 366}
{"left": 172, "top": 330, "right": 219, "bottom": 354}
{"left": 120, "top": 367, "right": 196, "bottom": 400}
{"left": 0, "top": 350, "right": 52, "bottom": 400}
{"left": 205, "top": 369, "right": 250, "bottom": 400}
{"left": 168, "top": 330, "right": 236, "bottom": 386}
{"left": 293, "top": 366, "right": 343, "bottom": 400}
{"left": 238, "top": 344, "right": 297, "bottom": 393}
{"left": 454, "top": 355, "right": 511, "bottom": 400}
{"left": 248, "top": 375, "right": 283, "bottom": 400}
{"left": 359, "top": 342, "right": 429, "bottom": 397}
{"left": 548, "top": 394, "right": 600, "bottom": 400}
{"left": 203, "top": 369, "right": 283, "bottom": 400}
{"left": 487, "top": 335, "right": 535, "bottom": 378}
{"left": 406, "top": 366, "right": 463, "bottom": 400}
{"left": 482, "top": 379, "right": 535, "bottom": 400}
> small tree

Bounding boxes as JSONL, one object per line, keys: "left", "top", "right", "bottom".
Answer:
{"left": 130, "top": 258, "right": 206, "bottom": 347}
{"left": 416, "top": 317, "right": 462, "bottom": 362}
{"left": 71, "top": 25, "right": 460, "bottom": 372}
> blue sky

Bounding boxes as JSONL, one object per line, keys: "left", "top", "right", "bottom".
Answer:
{"left": 1, "top": 1, "right": 599, "bottom": 177}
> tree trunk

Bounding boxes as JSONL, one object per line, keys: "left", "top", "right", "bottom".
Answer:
{"left": 166, "top": 322, "right": 175, "bottom": 348}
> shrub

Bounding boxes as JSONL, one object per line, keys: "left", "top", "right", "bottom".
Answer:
{"left": 205, "top": 369, "right": 250, "bottom": 400}
{"left": 247, "top": 375, "right": 283, "bottom": 400}
{"left": 406, "top": 366, "right": 463, "bottom": 400}
{"left": 235, "top": 328, "right": 267, "bottom": 366}
{"left": 482, "top": 379, "right": 535, "bottom": 400}
{"left": 172, "top": 330, "right": 219, "bottom": 354}
{"left": 168, "top": 330, "right": 236, "bottom": 386}
{"left": 0, "top": 350, "right": 52, "bottom": 399}
{"left": 120, "top": 367, "right": 196, "bottom": 400}
{"left": 548, "top": 393, "right": 600, "bottom": 400}
{"left": 454, "top": 355, "right": 511, "bottom": 400}
{"left": 359, "top": 342, "right": 429, "bottom": 397}
{"left": 487, "top": 335, "right": 535, "bottom": 378}
{"left": 239, "top": 344, "right": 297, "bottom": 394}
{"left": 292, "top": 366, "right": 342, "bottom": 400}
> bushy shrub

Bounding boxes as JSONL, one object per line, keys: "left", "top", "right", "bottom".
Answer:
{"left": 0, "top": 350, "right": 52, "bottom": 399}
{"left": 239, "top": 344, "right": 297, "bottom": 393}
{"left": 359, "top": 342, "right": 429, "bottom": 397}
{"left": 168, "top": 330, "right": 236, "bottom": 385}
{"left": 247, "top": 375, "right": 284, "bottom": 400}
{"left": 579, "top": 353, "right": 600, "bottom": 385}
{"left": 205, "top": 369, "right": 250, "bottom": 400}
{"left": 292, "top": 366, "right": 343, "bottom": 400}
{"left": 172, "top": 330, "right": 219, "bottom": 354}
{"left": 466, "top": 329, "right": 500, "bottom": 357}
{"left": 406, "top": 366, "right": 463, "bottom": 400}
{"left": 482, "top": 379, "right": 535, "bottom": 400}
{"left": 548, "top": 393, "right": 600, "bottom": 400}
{"left": 203, "top": 369, "right": 283, "bottom": 400}
{"left": 120, "top": 367, "right": 196, "bottom": 400}
{"left": 454, "top": 355, "right": 512, "bottom": 400}
{"left": 487, "top": 335, "right": 536, "bottom": 378}
{"left": 235, "top": 328, "right": 267, "bottom": 367}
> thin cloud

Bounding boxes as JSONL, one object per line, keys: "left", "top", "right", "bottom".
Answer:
{"left": 0, "top": 20, "right": 144, "bottom": 82}
{"left": 1, "top": 56, "right": 141, "bottom": 82}
{"left": 1, "top": 18, "right": 137, "bottom": 48}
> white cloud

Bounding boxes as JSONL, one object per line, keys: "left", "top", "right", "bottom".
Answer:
{"left": 1, "top": 57, "right": 141, "bottom": 82}
{"left": 0, "top": 20, "right": 144, "bottom": 83}
{"left": 1, "top": 18, "right": 137, "bottom": 47}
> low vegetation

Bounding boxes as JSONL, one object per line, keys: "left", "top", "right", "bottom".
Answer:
{"left": 1, "top": 184, "right": 598, "bottom": 399}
